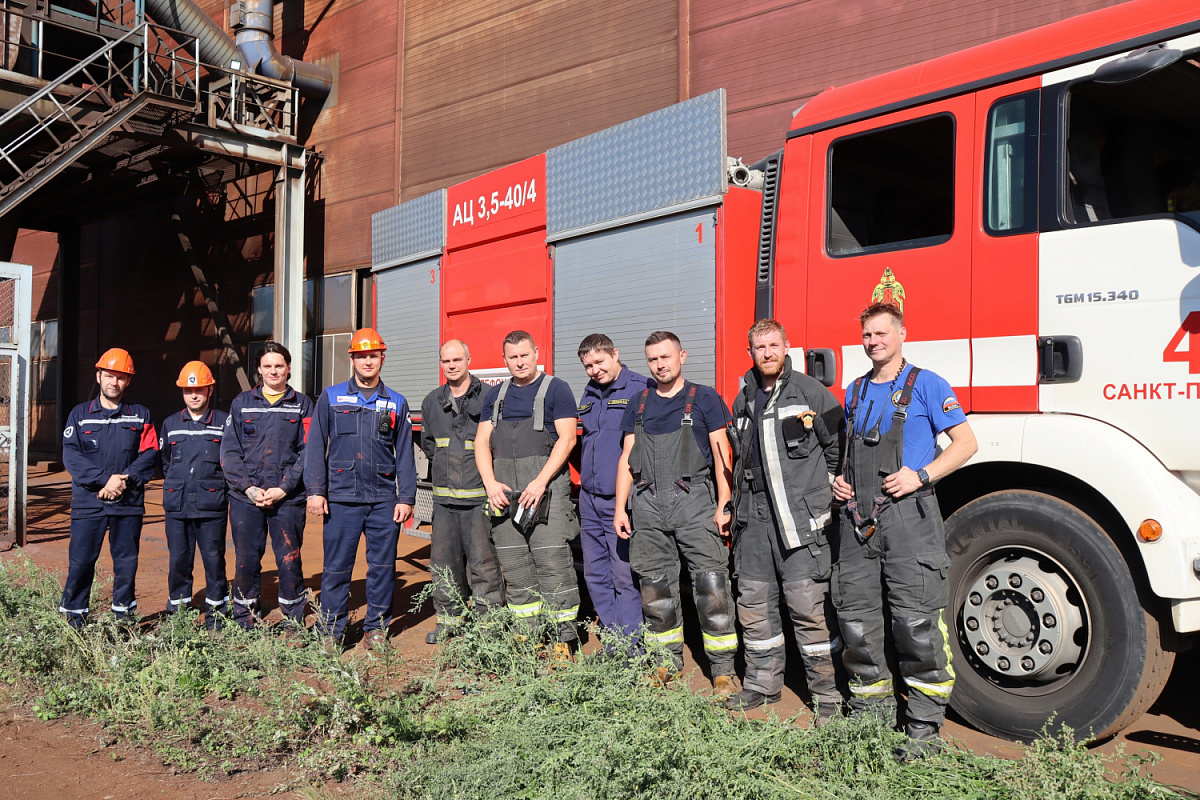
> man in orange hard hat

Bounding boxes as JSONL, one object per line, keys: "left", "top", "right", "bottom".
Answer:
{"left": 159, "top": 361, "right": 230, "bottom": 631}
{"left": 306, "top": 328, "right": 417, "bottom": 645}
{"left": 60, "top": 348, "right": 160, "bottom": 628}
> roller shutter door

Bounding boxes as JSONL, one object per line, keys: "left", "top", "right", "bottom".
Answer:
{"left": 553, "top": 208, "right": 717, "bottom": 398}
{"left": 375, "top": 256, "right": 441, "bottom": 406}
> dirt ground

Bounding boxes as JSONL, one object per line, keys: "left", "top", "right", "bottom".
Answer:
{"left": 3, "top": 466, "right": 1199, "bottom": 799}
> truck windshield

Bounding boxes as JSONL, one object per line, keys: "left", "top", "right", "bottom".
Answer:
{"left": 1066, "top": 51, "right": 1200, "bottom": 228}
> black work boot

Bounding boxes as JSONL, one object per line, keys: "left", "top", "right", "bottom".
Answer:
{"left": 425, "top": 623, "right": 447, "bottom": 644}
{"left": 724, "top": 688, "right": 782, "bottom": 711}
{"left": 894, "top": 720, "right": 944, "bottom": 762}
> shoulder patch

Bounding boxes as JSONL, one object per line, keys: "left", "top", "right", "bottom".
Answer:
{"left": 225, "top": 415, "right": 232, "bottom": 427}
{"left": 943, "top": 396, "right": 961, "bottom": 413}
{"left": 64, "top": 426, "right": 74, "bottom": 439}
{"left": 577, "top": 402, "right": 593, "bottom": 414}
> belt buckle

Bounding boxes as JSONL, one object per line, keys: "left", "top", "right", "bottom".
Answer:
{"left": 854, "top": 516, "right": 878, "bottom": 545}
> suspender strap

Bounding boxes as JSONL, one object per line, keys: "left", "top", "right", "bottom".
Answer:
{"left": 494, "top": 379, "right": 511, "bottom": 423}
{"left": 532, "top": 375, "right": 553, "bottom": 432}
{"left": 879, "top": 366, "right": 922, "bottom": 470}
{"left": 681, "top": 382, "right": 697, "bottom": 426}
{"left": 680, "top": 382, "right": 703, "bottom": 482}
{"left": 848, "top": 375, "right": 866, "bottom": 426}
{"left": 629, "top": 387, "right": 652, "bottom": 477}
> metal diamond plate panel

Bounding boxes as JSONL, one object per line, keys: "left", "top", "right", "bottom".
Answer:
{"left": 546, "top": 90, "right": 726, "bottom": 236}
{"left": 372, "top": 189, "right": 446, "bottom": 270}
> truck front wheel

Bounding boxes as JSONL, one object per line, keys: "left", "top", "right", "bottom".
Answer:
{"left": 945, "top": 491, "right": 1173, "bottom": 743}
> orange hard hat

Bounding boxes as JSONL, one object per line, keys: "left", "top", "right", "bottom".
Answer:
{"left": 347, "top": 327, "right": 387, "bottom": 353}
{"left": 95, "top": 347, "right": 135, "bottom": 375}
{"left": 176, "top": 360, "right": 215, "bottom": 388}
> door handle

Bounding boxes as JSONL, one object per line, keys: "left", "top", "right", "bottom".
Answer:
{"left": 1038, "top": 336, "right": 1083, "bottom": 383}
{"left": 804, "top": 348, "right": 837, "bottom": 388}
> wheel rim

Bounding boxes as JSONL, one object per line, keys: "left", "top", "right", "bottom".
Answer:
{"left": 956, "top": 547, "right": 1088, "bottom": 693}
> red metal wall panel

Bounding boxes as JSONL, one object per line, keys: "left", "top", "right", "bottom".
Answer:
{"left": 690, "top": 0, "right": 1131, "bottom": 161}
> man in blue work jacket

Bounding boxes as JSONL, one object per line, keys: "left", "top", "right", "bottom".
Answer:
{"left": 576, "top": 333, "right": 649, "bottom": 638}
{"left": 60, "top": 348, "right": 159, "bottom": 628}
{"left": 221, "top": 342, "right": 313, "bottom": 630}
{"left": 160, "top": 361, "right": 229, "bottom": 631}
{"left": 306, "top": 328, "right": 417, "bottom": 645}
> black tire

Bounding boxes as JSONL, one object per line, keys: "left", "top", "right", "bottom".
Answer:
{"left": 945, "top": 490, "right": 1173, "bottom": 743}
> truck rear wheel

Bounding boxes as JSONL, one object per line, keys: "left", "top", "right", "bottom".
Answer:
{"left": 945, "top": 490, "right": 1173, "bottom": 743}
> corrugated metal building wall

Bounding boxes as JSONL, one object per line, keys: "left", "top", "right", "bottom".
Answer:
{"left": 10, "top": 0, "right": 1131, "bottom": 453}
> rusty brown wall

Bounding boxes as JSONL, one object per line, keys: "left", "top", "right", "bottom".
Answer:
{"left": 399, "top": 0, "right": 680, "bottom": 200}
{"left": 691, "top": 0, "right": 1131, "bottom": 162}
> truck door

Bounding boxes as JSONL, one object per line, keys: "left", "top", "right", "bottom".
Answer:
{"left": 804, "top": 97, "right": 975, "bottom": 404}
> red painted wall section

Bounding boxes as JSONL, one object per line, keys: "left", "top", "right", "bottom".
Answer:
{"left": 715, "top": 187, "right": 762, "bottom": 404}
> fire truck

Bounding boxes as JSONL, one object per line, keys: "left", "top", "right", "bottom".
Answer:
{"left": 372, "top": 0, "right": 1200, "bottom": 743}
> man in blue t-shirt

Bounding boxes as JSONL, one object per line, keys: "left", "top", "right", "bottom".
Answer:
{"left": 475, "top": 330, "right": 581, "bottom": 656}
{"left": 613, "top": 331, "right": 739, "bottom": 696}
{"left": 831, "top": 302, "right": 977, "bottom": 760}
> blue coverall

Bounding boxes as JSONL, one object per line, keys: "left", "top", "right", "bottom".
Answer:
{"left": 60, "top": 399, "right": 159, "bottom": 626}
{"left": 305, "top": 379, "right": 417, "bottom": 640}
{"left": 159, "top": 407, "right": 230, "bottom": 629}
{"left": 577, "top": 364, "right": 649, "bottom": 636}
{"left": 220, "top": 385, "right": 313, "bottom": 628}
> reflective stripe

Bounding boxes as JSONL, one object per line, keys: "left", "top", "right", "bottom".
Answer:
{"left": 59, "top": 605, "right": 89, "bottom": 614}
{"left": 432, "top": 486, "right": 488, "bottom": 499}
{"left": 111, "top": 601, "right": 137, "bottom": 612}
{"left": 464, "top": 440, "right": 475, "bottom": 450}
{"left": 434, "top": 438, "right": 450, "bottom": 447}
{"left": 168, "top": 596, "right": 193, "bottom": 606}
{"left": 240, "top": 407, "right": 302, "bottom": 414}
{"left": 166, "top": 429, "right": 224, "bottom": 438}
{"left": 761, "top": 397, "right": 804, "bottom": 549}
{"left": 79, "top": 416, "right": 147, "bottom": 425}
{"left": 938, "top": 609, "right": 956, "bottom": 681}
{"left": 800, "top": 636, "right": 843, "bottom": 656}
{"left": 233, "top": 597, "right": 258, "bottom": 607}
{"left": 744, "top": 633, "right": 786, "bottom": 652}
{"left": 850, "top": 679, "right": 893, "bottom": 697}
{"left": 904, "top": 677, "right": 955, "bottom": 698}
{"left": 508, "top": 601, "right": 543, "bottom": 618}
{"left": 645, "top": 626, "right": 684, "bottom": 645}
{"left": 809, "top": 510, "right": 832, "bottom": 531}
{"left": 278, "top": 595, "right": 307, "bottom": 607}
{"left": 437, "top": 615, "right": 463, "bottom": 626}
{"left": 702, "top": 631, "right": 740, "bottom": 652}
{"left": 205, "top": 596, "right": 228, "bottom": 607}
{"left": 548, "top": 605, "right": 579, "bottom": 622}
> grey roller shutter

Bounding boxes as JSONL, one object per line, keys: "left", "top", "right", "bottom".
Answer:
{"left": 553, "top": 208, "right": 717, "bottom": 398}
{"left": 375, "top": 256, "right": 441, "bottom": 406}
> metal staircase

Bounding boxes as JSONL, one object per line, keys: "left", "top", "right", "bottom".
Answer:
{"left": 0, "top": 0, "right": 301, "bottom": 221}
{"left": 0, "top": 22, "right": 199, "bottom": 215}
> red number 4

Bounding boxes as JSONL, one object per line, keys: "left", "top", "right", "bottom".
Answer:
{"left": 1163, "top": 311, "right": 1200, "bottom": 373}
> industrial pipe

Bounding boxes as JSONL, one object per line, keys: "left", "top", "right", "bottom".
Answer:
{"left": 143, "top": 0, "right": 240, "bottom": 70}
{"left": 232, "top": 0, "right": 332, "bottom": 99}
{"left": 727, "top": 157, "right": 764, "bottom": 191}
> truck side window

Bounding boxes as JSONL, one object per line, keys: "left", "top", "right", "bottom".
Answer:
{"left": 985, "top": 92, "right": 1039, "bottom": 235}
{"left": 1065, "top": 52, "right": 1200, "bottom": 227}
{"left": 827, "top": 115, "right": 954, "bottom": 256}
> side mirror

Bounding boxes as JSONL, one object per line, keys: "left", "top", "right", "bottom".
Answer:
{"left": 1093, "top": 45, "right": 1182, "bottom": 85}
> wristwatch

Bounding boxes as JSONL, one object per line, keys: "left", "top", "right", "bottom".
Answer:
{"left": 917, "top": 468, "right": 932, "bottom": 488}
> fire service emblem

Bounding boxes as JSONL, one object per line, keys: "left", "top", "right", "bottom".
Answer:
{"left": 872, "top": 267, "right": 905, "bottom": 311}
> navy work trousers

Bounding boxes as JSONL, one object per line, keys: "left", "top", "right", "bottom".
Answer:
{"left": 579, "top": 490, "right": 642, "bottom": 636}
{"left": 165, "top": 515, "right": 229, "bottom": 628}
{"left": 229, "top": 501, "right": 307, "bottom": 628}
{"left": 319, "top": 501, "right": 400, "bottom": 640}
{"left": 60, "top": 514, "right": 143, "bottom": 625}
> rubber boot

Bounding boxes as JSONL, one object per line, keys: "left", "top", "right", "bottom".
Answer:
{"left": 895, "top": 720, "right": 943, "bottom": 762}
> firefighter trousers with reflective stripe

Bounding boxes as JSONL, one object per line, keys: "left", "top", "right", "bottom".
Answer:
{"left": 165, "top": 515, "right": 229, "bottom": 628}
{"left": 734, "top": 489, "right": 843, "bottom": 708}
{"left": 831, "top": 493, "right": 954, "bottom": 726}
{"left": 230, "top": 501, "right": 306, "bottom": 628}
{"left": 429, "top": 502, "right": 505, "bottom": 624}
{"left": 319, "top": 501, "right": 401, "bottom": 640}
{"left": 61, "top": 514, "right": 143, "bottom": 623}
{"left": 630, "top": 483, "right": 737, "bottom": 677}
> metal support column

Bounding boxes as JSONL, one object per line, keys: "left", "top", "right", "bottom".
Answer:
{"left": 273, "top": 143, "right": 306, "bottom": 392}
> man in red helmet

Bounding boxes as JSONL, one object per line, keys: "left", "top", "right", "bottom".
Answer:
{"left": 159, "top": 361, "right": 230, "bottom": 631}
{"left": 306, "top": 328, "right": 417, "bottom": 645}
{"left": 59, "top": 348, "right": 159, "bottom": 628}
